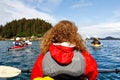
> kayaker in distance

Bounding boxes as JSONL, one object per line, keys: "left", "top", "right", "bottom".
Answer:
{"left": 31, "top": 20, "right": 98, "bottom": 80}
{"left": 91, "top": 37, "right": 101, "bottom": 45}
{"left": 8, "top": 37, "right": 29, "bottom": 51}
{"left": 15, "top": 37, "right": 24, "bottom": 47}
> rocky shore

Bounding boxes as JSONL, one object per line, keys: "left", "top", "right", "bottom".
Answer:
{"left": 0, "top": 36, "right": 42, "bottom": 41}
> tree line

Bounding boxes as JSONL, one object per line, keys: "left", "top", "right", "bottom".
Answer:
{"left": 0, "top": 18, "right": 52, "bottom": 38}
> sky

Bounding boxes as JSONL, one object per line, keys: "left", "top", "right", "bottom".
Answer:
{"left": 0, "top": 0, "right": 120, "bottom": 38}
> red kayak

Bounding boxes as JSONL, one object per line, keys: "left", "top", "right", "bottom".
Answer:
{"left": 8, "top": 43, "right": 29, "bottom": 51}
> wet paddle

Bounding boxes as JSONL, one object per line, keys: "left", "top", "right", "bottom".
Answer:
{"left": 0, "top": 66, "right": 120, "bottom": 78}
{"left": 0, "top": 66, "right": 31, "bottom": 78}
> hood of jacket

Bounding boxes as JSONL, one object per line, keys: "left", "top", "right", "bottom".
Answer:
{"left": 49, "top": 42, "right": 75, "bottom": 65}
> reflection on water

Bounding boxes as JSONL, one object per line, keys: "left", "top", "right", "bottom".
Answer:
{"left": 0, "top": 40, "right": 120, "bottom": 80}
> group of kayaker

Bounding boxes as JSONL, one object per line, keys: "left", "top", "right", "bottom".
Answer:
{"left": 14, "top": 37, "right": 28, "bottom": 47}
{"left": 31, "top": 20, "right": 98, "bottom": 80}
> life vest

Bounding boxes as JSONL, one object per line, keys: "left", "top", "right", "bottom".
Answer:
{"left": 31, "top": 43, "right": 98, "bottom": 80}
{"left": 15, "top": 41, "right": 20, "bottom": 46}
{"left": 42, "top": 50, "right": 86, "bottom": 79}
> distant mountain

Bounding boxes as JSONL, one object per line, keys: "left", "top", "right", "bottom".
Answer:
{"left": 89, "top": 36, "right": 120, "bottom": 40}
{"left": 99, "top": 36, "right": 120, "bottom": 40}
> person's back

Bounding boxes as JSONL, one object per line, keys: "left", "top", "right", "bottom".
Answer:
{"left": 31, "top": 20, "right": 98, "bottom": 80}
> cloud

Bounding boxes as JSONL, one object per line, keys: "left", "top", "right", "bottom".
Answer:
{"left": 20, "top": 0, "right": 63, "bottom": 12}
{"left": 0, "top": 0, "right": 56, "bottom": 25}
{"left": 78, "top": 22, "right": 120, "bottom": 38}
{"left": 71, "top": 0, "right": 93, "bottom": 8}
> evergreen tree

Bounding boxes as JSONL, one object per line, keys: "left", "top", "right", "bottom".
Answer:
{"left": 0, "top": 18, "right": 52, "bottom": 38}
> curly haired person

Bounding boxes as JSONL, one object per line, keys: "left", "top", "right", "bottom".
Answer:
{"left": 31, "top": 20, "right": 98, "bottom": 80}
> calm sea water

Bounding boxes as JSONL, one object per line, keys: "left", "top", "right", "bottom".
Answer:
{"left": 0, "top": 40, "right": 120, "bottom": 80}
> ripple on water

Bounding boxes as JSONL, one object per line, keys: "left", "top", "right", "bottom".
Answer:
{"left": 0, "top": 40, "right": 120, "bottom": 80}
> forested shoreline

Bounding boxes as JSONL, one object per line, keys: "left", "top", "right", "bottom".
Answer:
{"left": 0, "top": 18, "right": 52, "bottom": 39}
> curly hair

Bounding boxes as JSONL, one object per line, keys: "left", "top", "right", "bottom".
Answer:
{"left": 40, "top": 20, "right": 87, "bottom": 53}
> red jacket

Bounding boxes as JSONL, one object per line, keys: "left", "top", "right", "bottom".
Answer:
{"left": 31, "top": 43, "right": 98, "bottom": 80}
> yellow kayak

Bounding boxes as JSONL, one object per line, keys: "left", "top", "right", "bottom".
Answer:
{"left": 34, "top": 76, "right": 54, "bottom": 80}
{"left": 91, "top": 44, "right": 101, "bottom": 48}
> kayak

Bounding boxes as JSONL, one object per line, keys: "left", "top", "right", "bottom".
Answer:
{"left": 8, "top": 45, "right": 28, "bottom": 51}
{"left": 91, "top": 44, "right": 101, "bottom": 48}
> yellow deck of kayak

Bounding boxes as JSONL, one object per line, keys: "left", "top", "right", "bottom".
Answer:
{"left": 91, "top": 44, "right": 101, "bottom": 48}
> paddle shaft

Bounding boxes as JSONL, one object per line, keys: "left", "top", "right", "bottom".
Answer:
{"left": 21, "top": 69, "right": 120, "bottom": 73}
{"left": 99, "top": 69, "right": 120, "bottom": 73}
{"left": 21, "top": 69, "right": 31, "bottom": 73}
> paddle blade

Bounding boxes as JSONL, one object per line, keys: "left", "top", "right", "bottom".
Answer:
{"left": 0, "top": 66, "right": 21, "bottom": 78}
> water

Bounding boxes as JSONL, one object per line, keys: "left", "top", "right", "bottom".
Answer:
{"left": 0, "top": 40, "right": 120, "bottom": 80}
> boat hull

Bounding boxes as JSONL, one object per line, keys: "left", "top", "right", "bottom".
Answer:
{"left": 8, "top": 46, "right": 28, "bottom": 51}
{"left": 91, "top": 44, "right": 101, "bottom": 48}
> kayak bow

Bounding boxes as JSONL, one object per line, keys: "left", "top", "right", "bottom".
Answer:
{"left": 8, "top": 45, "right": 28, "bottom": 51}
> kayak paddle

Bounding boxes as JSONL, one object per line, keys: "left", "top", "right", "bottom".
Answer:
{"left": 0, "top": 66, "right": 120, "bottom": 78}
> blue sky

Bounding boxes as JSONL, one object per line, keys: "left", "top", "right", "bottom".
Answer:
{"left": 0, "top": 0, "right": 120, "bottom": 38}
